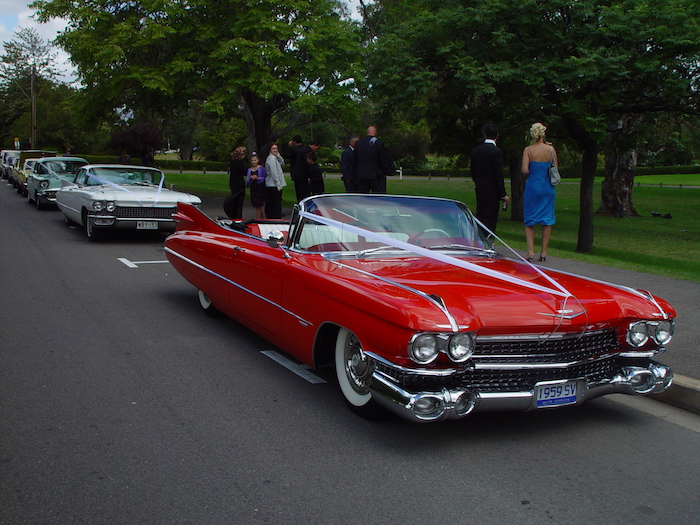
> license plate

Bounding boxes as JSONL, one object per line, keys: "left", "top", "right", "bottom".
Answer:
{"left": 137, "top": 221, "right": 158, "bottom": 230}
{"left": 535, "top": 380, "right": 578, "bottom": 408}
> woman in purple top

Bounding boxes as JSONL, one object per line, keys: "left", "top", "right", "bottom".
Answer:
{"left": 247, "top": 153, "right": 267, "bottom": 219}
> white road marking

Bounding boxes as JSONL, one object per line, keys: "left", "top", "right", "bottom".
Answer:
{"left": 262, "top": 350, "right": 326, "bottom": 384}
{"left": 118, "top": 258, "right": 169, "bottom": 268}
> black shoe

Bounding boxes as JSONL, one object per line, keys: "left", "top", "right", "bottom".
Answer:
{"left": 539, "top": 255, "right": 546, "bottom": 262}
{"left": 662, "top": 213, "right": 672, "bottom": 219}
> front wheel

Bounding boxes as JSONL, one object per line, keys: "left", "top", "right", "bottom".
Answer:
{"left": 85, "top": 216, "right": 105, "bottom": 242}
{"left": 334, "top": 327, "right": 385, "bottom": 419}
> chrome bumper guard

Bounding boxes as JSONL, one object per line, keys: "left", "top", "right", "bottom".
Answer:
{"left": 366, "top": 353, "right": 673, "bottom": 423}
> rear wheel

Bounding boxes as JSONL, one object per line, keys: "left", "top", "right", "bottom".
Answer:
{"left": 198, "top": 289, "right": 222, "bottom": 317}
{"left": 334, "top": 327, "right": 385, "bottom": 419}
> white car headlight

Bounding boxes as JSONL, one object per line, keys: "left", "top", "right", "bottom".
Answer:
{"left": 39, "top": 180, "right": 49, "bottom": 189}
{"left": 448, "top": 333, "right": 475, "bottom": 362}
{"left": 652, "top": 320, "right": 674, "bottom": 345}
{"left": 409, "top": 334, "right": 439, "bottom": 364}
{"left": 626, "top": 321, "right": 649, "bottom": 347}
{"left": 92, "top": 201, "right": 104, "bottom": 212}
{"left": 106, "top": 201, "right": 116, "bottom": 212}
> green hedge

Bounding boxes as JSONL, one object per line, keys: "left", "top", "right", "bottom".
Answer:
{"left": 79, "top": 155, "right": 228, "bottom": 172}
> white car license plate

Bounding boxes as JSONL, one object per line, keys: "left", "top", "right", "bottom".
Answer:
{"left": 535, "top": 380, "right": 578, "bottom": 408}
{"left": 137, "top": 221, "right": 158, "bottom": 230}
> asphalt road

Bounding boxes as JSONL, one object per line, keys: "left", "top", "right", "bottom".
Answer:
{"left": 2, "top": 184, "right": 699, "bottom": 524}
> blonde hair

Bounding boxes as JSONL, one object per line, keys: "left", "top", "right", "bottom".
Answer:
{"left": 529, "top": 122, "right": 547, "bottom": 143}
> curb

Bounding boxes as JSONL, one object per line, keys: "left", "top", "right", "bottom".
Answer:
{"left": 650, "top": 374, "right": 700, "bottom": 416}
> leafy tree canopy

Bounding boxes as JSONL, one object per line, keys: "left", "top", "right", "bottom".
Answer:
{"left": 31, "top": 0, "right": 362, "bottom": 153}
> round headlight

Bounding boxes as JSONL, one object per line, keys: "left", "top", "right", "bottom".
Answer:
{"left": 105, "top": 201, "right": 116, "bottom": 212}
{"left": 93, "top": 201, "right": 104, "bottom": 212}
{"left": 39, "top": 180, "right": 49, "bottom": 189}
{"left": 410, "top": 334, "right": 439, "bottom": 364}
{"left": 626, "top": 321, "right": 648, "bottom": 347}
{"left": 448, "top": 333, "right": 475, "bottom": 362}
{"left": 653, "top": 320, "right": 674, "bottom": 345}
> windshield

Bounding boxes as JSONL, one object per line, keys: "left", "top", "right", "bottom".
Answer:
{"left": 292, "top": 194, "right": 493, "bottom": 253}
{"left": 87, "top": 167, "right": 161, "bottom": 186}
{"left": 43, "top": 160, "right": 88, "bottom": 176}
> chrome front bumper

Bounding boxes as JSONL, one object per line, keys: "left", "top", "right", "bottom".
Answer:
{"left": 366, "top": 353, "right": 673, "bottom": 423}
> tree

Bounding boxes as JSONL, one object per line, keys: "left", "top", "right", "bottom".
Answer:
{"left": 1, "top": 27, "right": 64, "bottom": 148}
{"left": 0, "top": 27, "right": 62, "bottom": 83}
{"left": 32, "top": 0, "right": 362, "bottom": 156}
{"left": 362, "top": 0, "right": 700, "bottom": 251}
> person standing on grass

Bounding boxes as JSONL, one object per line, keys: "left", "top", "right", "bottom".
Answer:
{"left": 340, "top": 134, "right": 359, "bottom": 192}
{"left": 247, "top": 153, "right": 267, "bottom": 220}
{"left": 470, "top": 123, "right": 509, "bottom": 233}
{"left": 265, "top": 143, "right": 286, "bottom": 219}
{"left": 224, "top": 146, "right": 247, "bottom": 219}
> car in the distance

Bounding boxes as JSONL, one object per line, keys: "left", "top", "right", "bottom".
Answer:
{"left": 56, "top": 164, "right": 202, "bottom": 241}
{"left": 9, "top": 150, "right": 56, "bottom": 194}
{"left": 164, "top": 193, "right": 676, "bottom": 423}
{"left": 27, "top": 156, "right": 89, "bottom": 209}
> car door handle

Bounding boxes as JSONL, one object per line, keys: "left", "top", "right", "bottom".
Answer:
{"left": 233, "top": 246, "right": 245, "bottom": 254}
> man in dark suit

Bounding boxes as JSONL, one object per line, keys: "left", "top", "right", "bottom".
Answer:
{"left": 470, "top": 124, "right": 509, "bottom": 233}
{"left": 340, "top": 134, "right": 359, "bottom": 192}
{"left": 353, "top": 126, "right": 394, "bottom": 194}
{"left": 284, "top": 136, "right": 320, "bottom": 202}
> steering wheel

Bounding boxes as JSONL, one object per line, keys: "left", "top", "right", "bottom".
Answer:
{"left": 416, "top": 228, "right": 451, "bottom": 239}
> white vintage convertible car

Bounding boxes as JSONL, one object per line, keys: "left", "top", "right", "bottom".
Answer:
{"left": 56, "top": 164, "right": 202, "bottom": 241}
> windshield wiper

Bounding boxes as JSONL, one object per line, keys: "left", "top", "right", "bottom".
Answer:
{"left": 356, "top": 245, "right": 402, "bottom": 259}
{"left": 425, "top": 244, "right": 496, "bottom": 255}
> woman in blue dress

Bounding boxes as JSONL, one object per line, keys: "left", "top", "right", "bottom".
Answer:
{"left": 521, "top": 122, "right": 558, "bottom": 262}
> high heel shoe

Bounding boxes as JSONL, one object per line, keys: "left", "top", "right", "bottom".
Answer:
{"left": 526, "top": 255, "right": 535, "bottom": 262}
{"left": 539, "top": 254, "right": 546, "bottom": 262}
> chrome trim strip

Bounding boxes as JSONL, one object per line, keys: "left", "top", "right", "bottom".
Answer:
{"left": 471, "top": 352, "right": 618, "bottom": 370}
{"left": 476, "top": 329, "right": 611, "bottom": 342}
{"left": 164, "top": 246, "right": 313, "bottom": 327}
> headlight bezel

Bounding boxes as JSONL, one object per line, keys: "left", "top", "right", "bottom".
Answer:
{"left": 626, "top": 319, "right": 674, "bottom": 348}
{"left": 92, "top": 200, "right": 117, "bottom": 213}
{"left": 409, "top": 331, "right": 476, "bottom": 365}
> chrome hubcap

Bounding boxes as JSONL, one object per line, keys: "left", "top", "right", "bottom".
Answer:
{"left": 344, "top": 335, "right": 373, "bottom": 395}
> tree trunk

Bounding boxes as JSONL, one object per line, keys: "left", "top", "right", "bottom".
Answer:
{"left": 598, "top": 116, "right": 641, "bottom": 218}
{"left": 576, "top": 145, "right": 598, "bottom": 253}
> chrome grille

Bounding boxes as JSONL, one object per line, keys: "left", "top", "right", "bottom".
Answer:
{"left": 116, "top": 206, "right": 176, "bottom": 219}
{"left": 473, "top": 329, "right": 618, "bottom": 364}
{"left": 376, "top": 329, "right": 621, "bottom": 393}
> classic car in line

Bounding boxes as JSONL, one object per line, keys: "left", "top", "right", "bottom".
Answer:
{"left": 164, "top": 194, "right": 675, "bottom": 422}
{"left": 26, "top": 156, "right": 89, "bottom": 209}
{"left": 56, "top": 164, "right": 202, "bottom": 241}
{"left": 10, "top": 150, "right": 56, "bottom": 195}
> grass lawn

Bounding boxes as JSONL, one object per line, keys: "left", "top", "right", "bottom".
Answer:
{"left": 164, "top": 171, "right": 699, "bottom": 282}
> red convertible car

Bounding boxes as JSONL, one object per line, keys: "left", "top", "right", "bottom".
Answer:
{"left": 164, "top": 194, "right": 675, "bottom": 422}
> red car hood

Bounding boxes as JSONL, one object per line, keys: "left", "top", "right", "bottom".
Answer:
{"left": 334, "top": 255, "right": 674, "bottom": 335}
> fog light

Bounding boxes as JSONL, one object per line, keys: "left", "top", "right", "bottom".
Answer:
{"left": 623, "top": 367, "right": 656, "bottom": 394}
{"left": 411, "top": 396, "right": 445, "bottom": 420}
{"left": 453, "top": 391, "right": 476, "bottom": 417}
{"left": 651, "top": 365, "right": 673, "bottom": 390}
